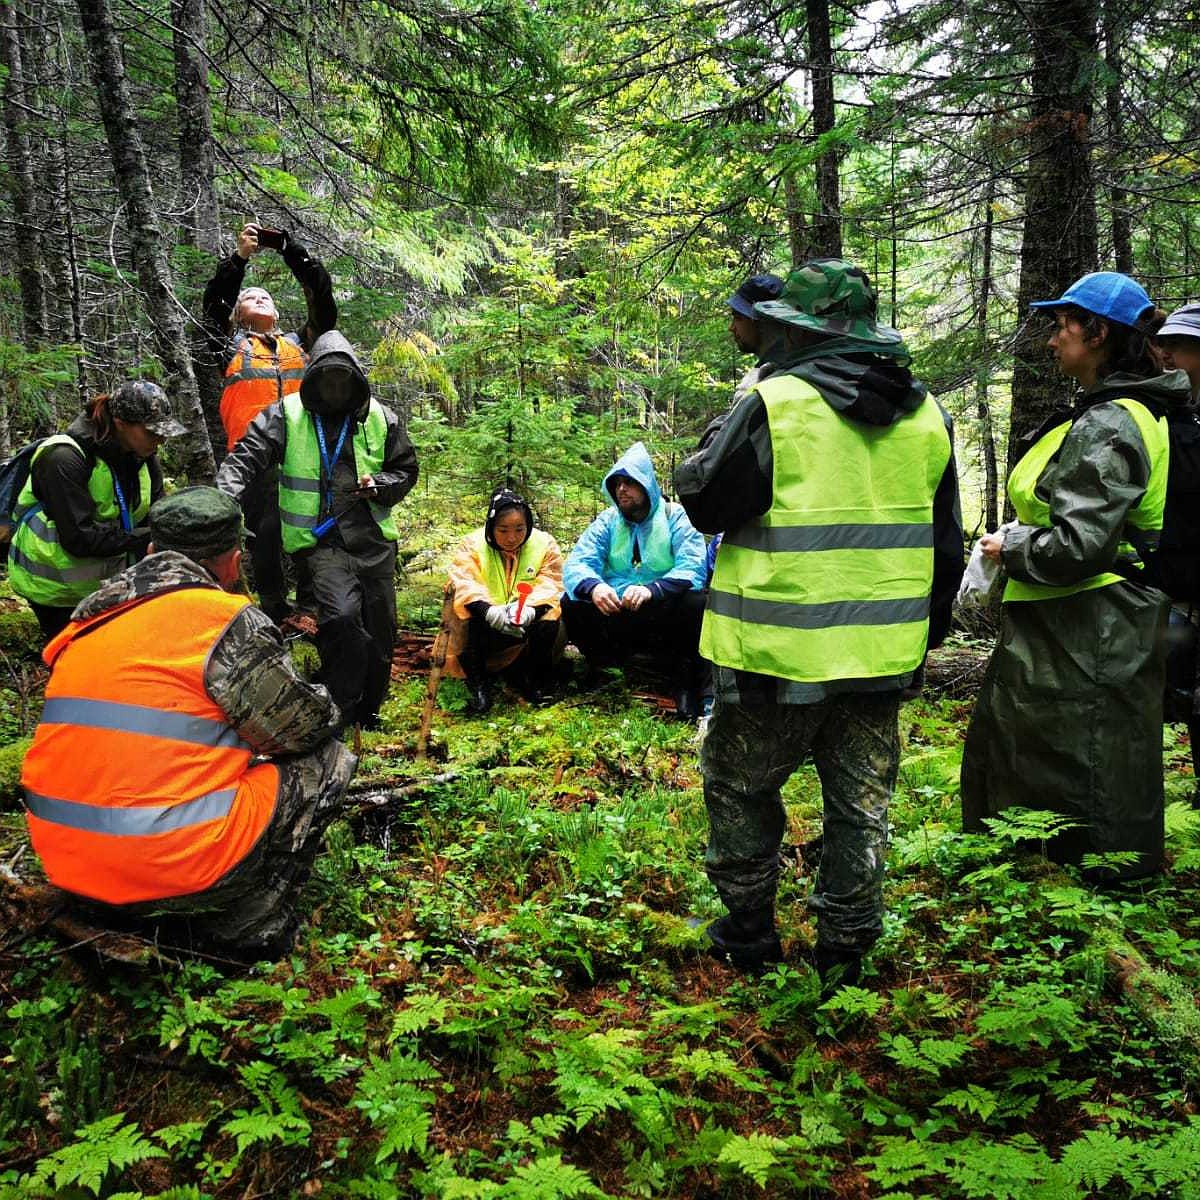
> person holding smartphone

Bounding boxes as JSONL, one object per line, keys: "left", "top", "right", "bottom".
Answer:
{"left": 201, "top": 222, "right": 337, "bottom": 622}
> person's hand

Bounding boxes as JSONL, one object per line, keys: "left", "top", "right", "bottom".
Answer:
{"left": 591, "top": 583, "right": 621, "bottom": 615}
{"left": 484, "top": 605, "right": 510, "bottom": 632}
{"left": 237, "top": 224, "right": 261, "bottom": 260}
{"left": 507, "top": 600, "right": 536, "bottom": 628}
{"left": 622, "top": 584, "right": 653, "bottom": 611}
{"left": 358, "top": 473, "right": 377, "bottom": 497}
{"left": 980, "top": 531, "right": 1005, "bottom": 563}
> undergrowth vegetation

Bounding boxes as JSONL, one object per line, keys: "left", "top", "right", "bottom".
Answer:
{"left": 3, "top": 583, "right": 1200, "bottom": 1197}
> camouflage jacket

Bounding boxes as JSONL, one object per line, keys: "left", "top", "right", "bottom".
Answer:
{"left": 71, "top": 551, "right": 341, "bottom": 753}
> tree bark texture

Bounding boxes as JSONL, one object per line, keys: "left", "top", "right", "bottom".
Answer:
{"left": 171, "top": 0, "right": 220, "bottom": 253}
{"left": 75, "top": 0, "right": 215, "bottom": 483}
{"left": 805, "top": 0, "right": 842, "bottom": 259}
{"left": 1103, "top": 2, "right": 1133, "bottom": 276}
{"left": 975, "top": 184, "right": 1000, "bottom": 532}
{"left": 1008, "top": 0, "right": 1099, "bottom": 465}
{"left": 0, "top": 0, "right": 48, "bottom": 347}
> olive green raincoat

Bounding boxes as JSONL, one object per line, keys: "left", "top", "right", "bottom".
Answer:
{"left": 961, "top": 371, "right": 1191, "bottom": 879}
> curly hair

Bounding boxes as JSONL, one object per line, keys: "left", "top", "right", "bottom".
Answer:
{"left": 1061, "top": 304, "right": 1167, "bottom": 379}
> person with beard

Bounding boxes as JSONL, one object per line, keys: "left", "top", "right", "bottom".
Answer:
{"left": 217, "top": 332, "right": 419, "bottom": 731}
{"left": 562, "top": 442, "right": 709, "bottom": 718}
{"left": 675, "top": 259, "right": 963, "bottom": 989}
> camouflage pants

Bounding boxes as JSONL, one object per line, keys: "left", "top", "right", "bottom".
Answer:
{"left": 700, "top": 692, "right": 899, "bottom": 952}
{"left": 119, "top": 738, "right": 357, "bottom": 954}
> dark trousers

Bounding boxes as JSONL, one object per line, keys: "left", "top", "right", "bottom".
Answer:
{"left": 242, "top": 470, "right": 288, "bottom": 618}
{"left": 462, "top": 613, "right": 559, "bottom": 684}
{"left": 307, "top": 543, "right": 397, "bottom": 728}
{"left": 562, "top": 589, "right": 709, "bottom": 691}
{"left": 29, "top": 602, "right": 73, "bottom": 643}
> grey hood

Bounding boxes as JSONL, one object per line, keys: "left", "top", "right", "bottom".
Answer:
{"left": 299, "top": 330, "right": 371, "bottom": 420}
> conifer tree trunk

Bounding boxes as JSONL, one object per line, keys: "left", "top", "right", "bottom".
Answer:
{"left": 172, "top": 0, "right": 220, "bottom": 252}
{"left": 0, "top": 1, "right": 48, "bottom": 347}
{"left": 1103, "top": 2, "right": 1132, "bottom": 275}
{"left": 1008, "top": 0, "right": 1099, "bottom": 465}
{"left": 171, "top": 0, "right": 226, "bottom": 465}
{"left": 75, "top": 0, "right": 215, "bottom": 482}
{"left": 805, "top": 0, "right": 842, "bottom": 258}
{"left": 976, "top": 184, "right": 1000, "bottom": 531}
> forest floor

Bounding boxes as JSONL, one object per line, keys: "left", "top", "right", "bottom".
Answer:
{"left": 2, "top": 574, "right": 1200, "bottom": 1198}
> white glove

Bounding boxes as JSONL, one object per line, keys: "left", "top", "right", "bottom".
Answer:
{"left": 507, "top": 600, "right": 536, "bottom": 627}
{"left": 484, "top": 605, "right": 510, "bottom": 632}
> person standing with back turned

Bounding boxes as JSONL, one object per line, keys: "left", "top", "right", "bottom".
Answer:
{"left": 675, "top": 259, "right": 963, "bottom": 989}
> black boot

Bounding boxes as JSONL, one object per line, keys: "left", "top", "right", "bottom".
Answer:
{"left": 705, "top": 906, "right": 782, "bottom": 971}
{"left": 813, "top": 943, "right": 863, "bottom": 995}
{"left": 465, "top": 677, "right": 492, "bottom": 716}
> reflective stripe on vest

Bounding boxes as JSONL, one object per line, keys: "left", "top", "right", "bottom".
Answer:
{"left": 21, "top": 587, "right": 280, "bottom": 905}
{"left": 220, "top": 332, "right": 307, "bottom": 451}
{"left": 278, "top": 394, "right": 400, "bottom": 552}
{"left": 701, "top": 373, "right": 951, "bottom": 684}
{"left": 1003, "top": 397, "right": 1169, "bottom": 603}
{"left": 8, "top": 435, "right": 151, "bottom": 608}
{"left": 471, "top": 527, "right": 551, "bottom": 604}
{"left": 607, "top": 502, "right": 675, "bottom": 582}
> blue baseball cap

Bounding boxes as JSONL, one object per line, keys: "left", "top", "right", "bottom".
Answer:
{"left": 727, "top": 273, "right": 785, "bottom": 319}
{"left": 1029, "top": 272, "right": 1154, "bottom": 329}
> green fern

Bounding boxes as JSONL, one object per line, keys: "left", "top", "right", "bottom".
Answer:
{"left": 390, "top": 990, "right": 449, "bottom": 1039}
{"left": 973, "top": 983, "right": 1086, "bottom": 1050}
{"left": 352, "top": 1048, "right": 441, "bottom": 1163}
{"left": 715, "top": 1132, "right": 792, "bottom": 1187}
{"left": 500, "top": 1154, "right": 604, "bottom": 1198}
{"left": 880, "top": 1032, "right": 971, "bottom": 1077}
{"left": 22, "top": 1113, "right": 165, "bottom": 1196}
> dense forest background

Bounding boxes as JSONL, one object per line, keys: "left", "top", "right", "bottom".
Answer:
{"left": 2, "top": 0, "right": 1198, "bottom": 536}
{"left": 4, "top": 3, "right": 1200, "bottom": 1198}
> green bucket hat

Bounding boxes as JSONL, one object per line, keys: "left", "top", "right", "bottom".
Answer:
{"left": 754, "top": 258, "right": 903, "bottom": 347}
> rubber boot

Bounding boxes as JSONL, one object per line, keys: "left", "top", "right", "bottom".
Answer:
{"left": 814, "top": 943, "right": 863, "bottom": 996}
{"left": 705, "top": 905, "right": 783, "bottom": 971}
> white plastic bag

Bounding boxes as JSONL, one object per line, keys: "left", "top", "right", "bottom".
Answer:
{"left": 956, "top": 522, "right": 1016, "bottom": 610}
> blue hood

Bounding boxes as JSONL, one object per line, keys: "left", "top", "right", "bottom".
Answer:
{"left": 602, "top": 442, "right": 662, "bottom": 515}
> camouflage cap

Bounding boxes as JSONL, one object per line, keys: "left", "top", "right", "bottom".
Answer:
{"left": 149, "top": 487, "right": 243, "bottom": 561}
{"left": 109, "top": 381, "right": 187, "bottom": 438}
{"left": 754, "top": 258, "right": 903, "bottom": 346}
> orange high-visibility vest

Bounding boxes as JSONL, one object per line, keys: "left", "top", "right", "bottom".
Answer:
{"left": 21, "top": 587, "right": 280, "bottom": 904}
{"left": 219, "top": 331, "right": 307, "bottom": 451}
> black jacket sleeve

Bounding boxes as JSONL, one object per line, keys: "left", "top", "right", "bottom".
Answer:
{"left": 31, "top": 444, "right": 154, "bottom": 559}
{"left": 672, "top": 390, "right": 774, "bottom": 535}
{"left": 367, "top": 407, "right": 419, "bottom": 507}
{"left": 280, "top": 236, "right": 337, "bottom": 351}
{"left": 215, "top": 404, "right": 286, "bottom": 505}
{"left": 201, "top": 253, "right": 248, "bottom": 361}
{"left": 928, "top": 406, "right": 965, "bottom": 650}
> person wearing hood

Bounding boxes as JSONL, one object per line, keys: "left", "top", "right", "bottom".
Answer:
{"left": 9, "top": 381, "right": 183, "bottom": 642}
{"left": 674, "top": 259, "right": 963, "bottom": 988}
{"left": 962, "top": 272, "right": 1190, "bottom": 881}
{"left": 216, "top": 331, "right": 419, "bottom": 731}
{"left": 562, "top": 442, "right": 709, "bottom": 718}
{"left": 444, "top": 489, "right": 565, "bottom": 714}
{"left": 20, "top": 488, "right": 356, "bottom": 957}
{"left": 202, "top": 222, "right": 337, "bottom": 622}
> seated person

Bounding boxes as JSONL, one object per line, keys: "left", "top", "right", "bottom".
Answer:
{"left": 445, "top": 489, "right": 564, "bottom": 714}
{"left": 20, "top": 487, "right": 356, "bottom": 958}
{"left": 562, "top": 441, "right": 709, "bottom": 717}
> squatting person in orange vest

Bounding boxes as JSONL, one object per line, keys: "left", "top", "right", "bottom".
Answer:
{"left": 202, "top": 222, "right": 337, "bottom": 622}
{"left": 21, "top": 487, "right": 356, "bottom": 957}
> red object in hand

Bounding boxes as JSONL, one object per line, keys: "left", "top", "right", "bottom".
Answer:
{"left": 514, "top": 582, "right": 534, "bottom": 623}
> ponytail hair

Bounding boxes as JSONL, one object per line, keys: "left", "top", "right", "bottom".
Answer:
{"left": 85, "top": 393, "right": 115, "bottom": 444}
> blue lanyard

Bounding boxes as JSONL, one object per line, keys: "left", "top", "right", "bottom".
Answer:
{"left": 111, "top": 471, "right": 132, "bottom": 533}
{"left": 314, "top": 415, "right": 351, "bottom": 515}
